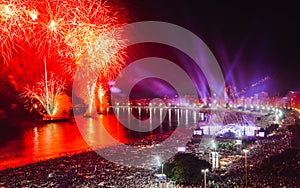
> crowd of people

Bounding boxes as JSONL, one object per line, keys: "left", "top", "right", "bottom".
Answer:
{"left": 0, "top": 123, "right": 299, "bottom": 187}
{"left": 0, "top": 150, "right": 160, "bottom": 187}
{"left": 209, "top": 129, "right": 299, "bottom": 187}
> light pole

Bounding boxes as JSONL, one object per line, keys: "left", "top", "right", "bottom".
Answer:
{"left": 201, "top": 168, "right": 209, "bottom": 188}
{"left": 156, "top": 156, "right": 164, "bottom": 174}
{"left": 211, "top": 141, "right": 217, "bottom": 152}
{"left": 211, "top": 141, "right": 218, "bottom": 169}
{"left": 243, "top": 149, "right": 249, "bottom": 188}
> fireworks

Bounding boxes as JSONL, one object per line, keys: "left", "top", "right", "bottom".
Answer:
{"left": 0, "top": 0, "right": 128, "bottom": 117}
{"left": 86, "top": 80, "right": 97, "bottom": 115}
{"left": 238, "top": 76, "right": 271, "bottom": 96}
{"left": 97, "top": 84, "right": 107, "bottom": 113}
{"left": 250, "top": 76, "right": 270, "bottom": 88}
{"left": 20, "top": 73, "right": 66, "bottom": 117}
{"left": 98, "top": 85, "right": 105, "bottom": 103}
{"left": 0, "top": 2, "right": 26, "bottom": 62}
{"left": 0, "top": 0, "right": 127, "bottom": 67}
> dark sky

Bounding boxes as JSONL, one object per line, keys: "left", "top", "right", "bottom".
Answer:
{"left": 126, "top": 1, "right": 300, "bottom": 96}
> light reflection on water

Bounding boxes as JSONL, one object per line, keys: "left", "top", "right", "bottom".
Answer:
{"left": 0, "top": 107, "right": 200, "bottom": 170}
{"left": 0, "top": 107, "right": 257, "bottom": 170}
{"left": 0, "top": 119, "right": 90, "bottom": 170}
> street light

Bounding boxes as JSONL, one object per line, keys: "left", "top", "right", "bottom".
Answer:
{"left": 155, "top": 156, "right": 166, "bottom": 188}
{"left": 201, "top": 168, "right": 209, "bottom": 188}
{"left": 211, "top": 141, "right": 219, "bottom": 169}
{"left": 156, "top": 156, "right": 164, "bottom": 174}
{"left": 211, "top": 141, "right": 217, "bottom": 152}
{"left": 243, "top": 149, "right": 250, "bottom": 188}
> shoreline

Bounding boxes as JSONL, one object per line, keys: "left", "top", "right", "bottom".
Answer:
{"left": 0, "top": 147, "right": 92, "bottom": 171}
{"left": 0, "top": 128, "right": 176, "bottom": 171}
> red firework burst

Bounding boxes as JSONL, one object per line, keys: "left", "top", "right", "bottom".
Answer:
{"left": 1, "top": 0, "right": 128, "bottom": 80}
{"left": 1, "top": 0, "right": 128, "bottom": 116}
{"left": 0, "top": 0, "right": 125, "bottom": 72}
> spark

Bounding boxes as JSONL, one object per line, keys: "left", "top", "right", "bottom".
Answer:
{"left": 86, "top": 80, "right": 97, "bottom": 116}
{"left": 20, "top": 73, "right": 66, "bottom": 117}
{"left": 97, "top": 84, "right": 109, "bottom": 113}
{"left": 48, "top": 20, "right": 56, "bottom": 31}
{"left": 98, "top": 84, "right": 105, "bottom": 104}
{"left": 27, "top": 9, "right": 38, "bottom": 21}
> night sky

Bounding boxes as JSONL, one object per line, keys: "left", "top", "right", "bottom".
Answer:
{"left": 126, "top": 1, "right": 300, "bottom": 96}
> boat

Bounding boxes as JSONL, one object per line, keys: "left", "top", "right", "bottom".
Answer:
{"left": 42, "top": 115, "right": 73, "bottom": 122}
{"left": 83, "top": 113, "right": 93, "bottom": 118}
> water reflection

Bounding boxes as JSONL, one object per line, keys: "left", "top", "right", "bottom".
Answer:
{"left": 0, "top": 120, "right": 90, "bottom": 169}
{"left": 0, "top": 107, "right": 203, "bottom": 170}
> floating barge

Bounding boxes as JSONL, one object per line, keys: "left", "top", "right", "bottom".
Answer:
{"left": 42, "top": 115, "right": 73, "bottom": 123}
